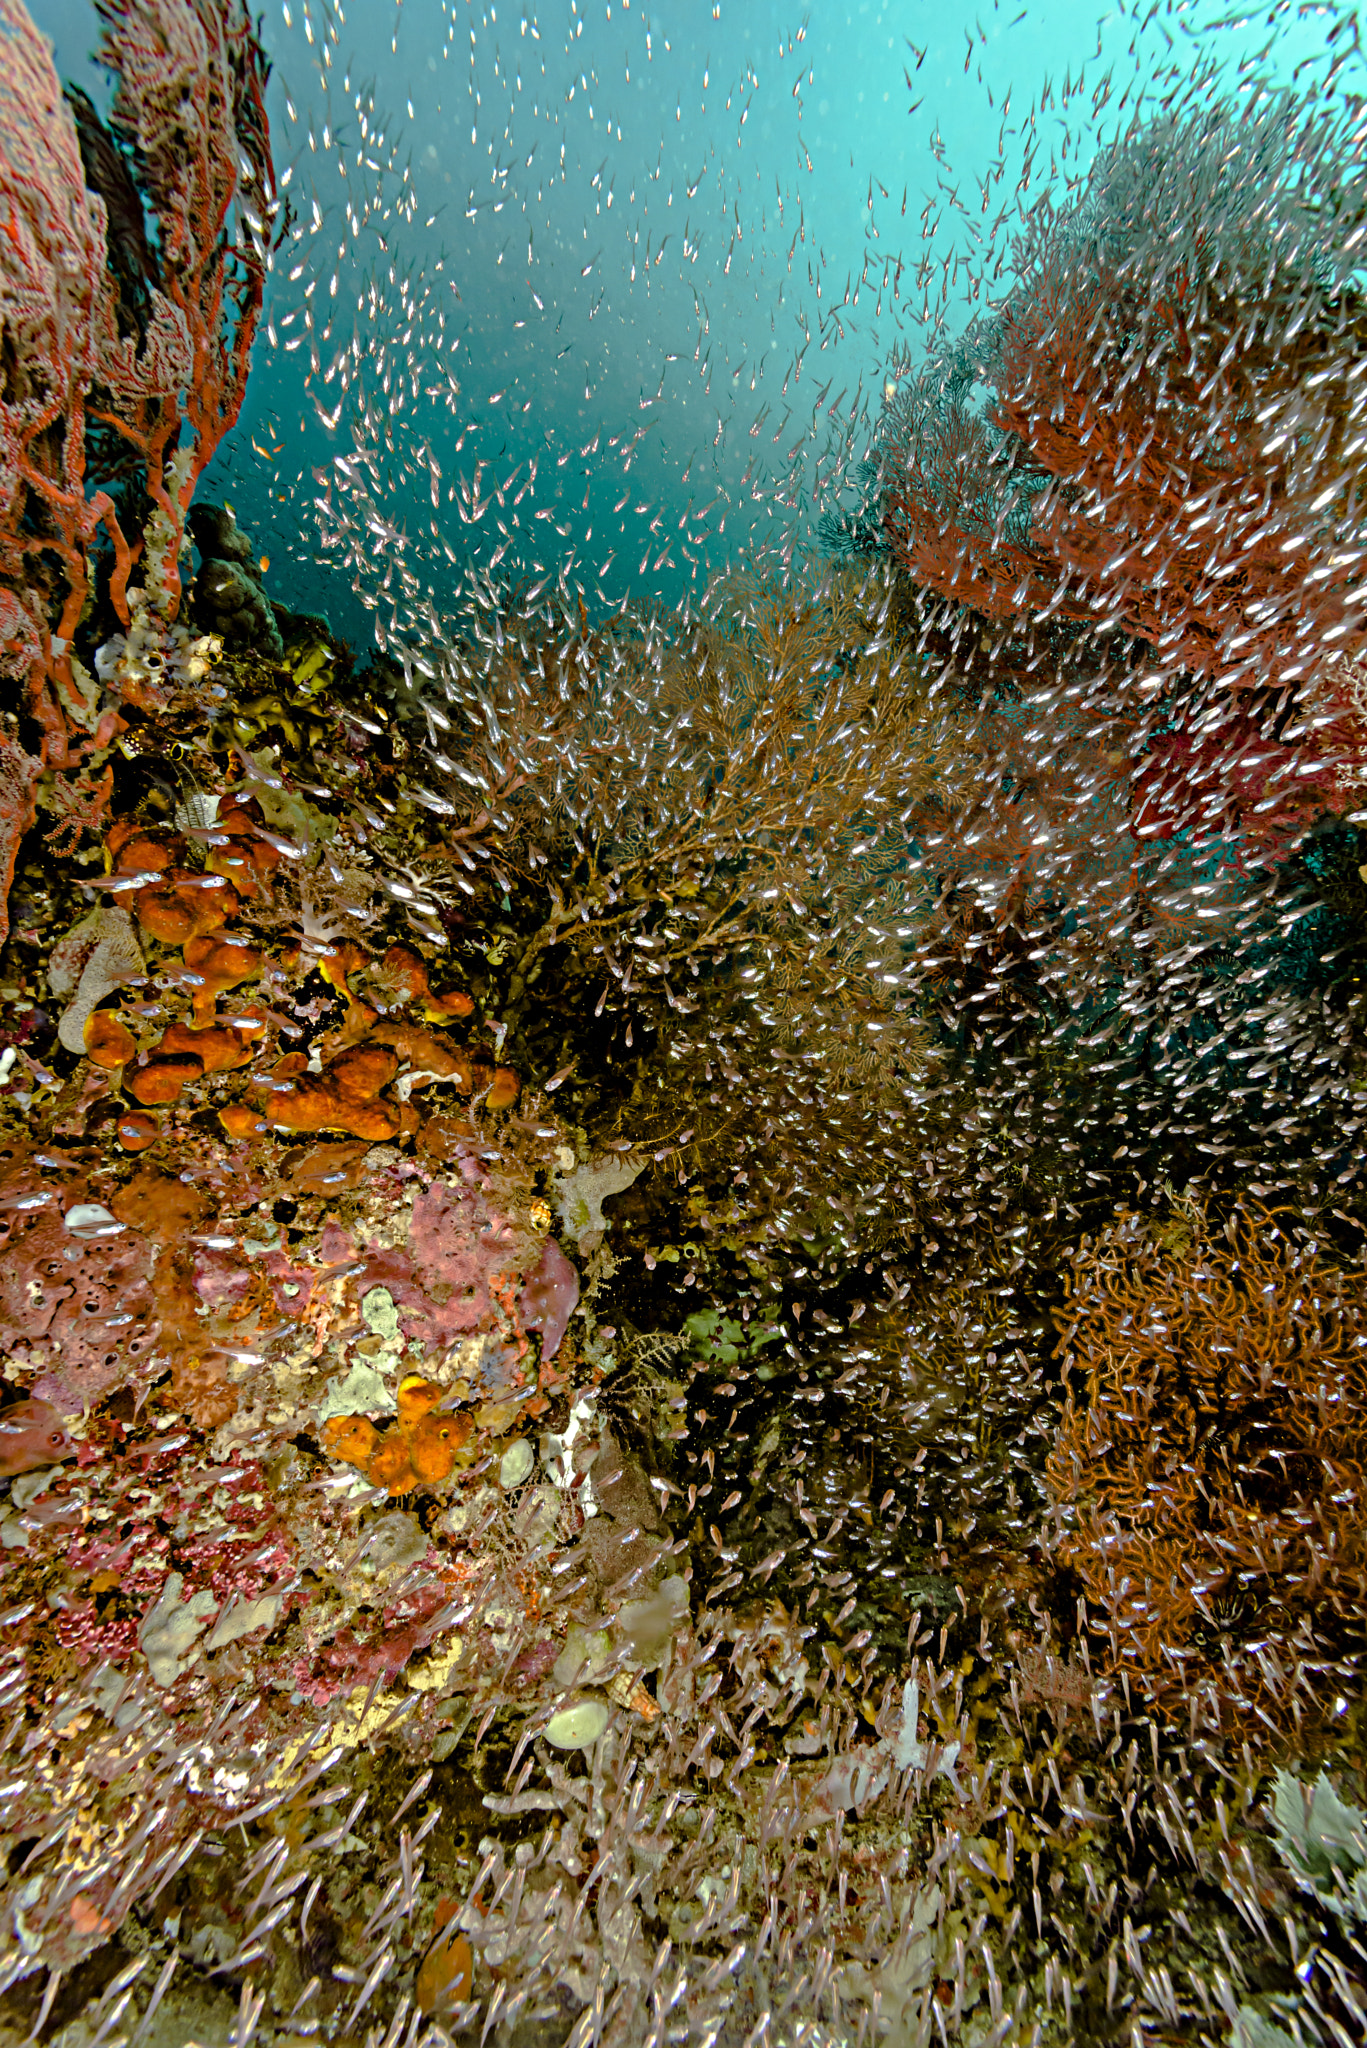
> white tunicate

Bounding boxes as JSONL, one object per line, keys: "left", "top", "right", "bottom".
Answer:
{"left": 552, "top": 1625, "right": 612, "bottom": 1691}
{"left": 893, "top": 1677, "right": 927, "bottom": 1774}
{"left": 203, "top": 1590, "right": 284, "bottom": 1652}
{"left": 138, "top": 1572, "right": 217, "bottom": 1688}
{"left": 894, "top": 1677, "right": 961, "bottom": 1787}
{"left": 364, "top": 1510, "right": 429, "bottom": 1571}
{"left": 552, "top": 1152, "right": 646, "bottom": 1253}
{"left": 10, "top": 1468, "right": 64, "bottom": 1510}
{"left": 63, "top": 1203, "right": 126, "bottom": 1240}
{"left": 50, "top": 906, "right": 144, "bottom": 1054}
{"left": 615, "top": 1574, "right": 689, "bottom": 1668}
{"left": 361, "top": 1285, "right": 403, "bottom": 1343}
{"left": 317, "top": 1360, "right": 395, "bottom": 1423}
{"left": 93, "top": 635, "right": 127, "bottom": 685}
{"left": 1272, "top": 1769, "right": 1367, "bottom": 1920}
{"left": 84, "top": 1664, "right": 136, "bottom": 1729}
{"left": 541, "top": 1393, "right": 598, "bottom": 1495}
{"left": 544, "top": 1695, "right": 609, "bottom": 1751}
{"left": 499, "top": 1438, "right": 534, "bottom": 1488}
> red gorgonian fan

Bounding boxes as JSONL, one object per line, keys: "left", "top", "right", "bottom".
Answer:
{"left": 876, "top": 89, "right": 1367, "bottom": 854}
{"left": 89, "top": 0, "right": 278, "bottom": 623}
{"left": 0, "top": 0, "right": 135, "bottom": 763}
{"left": 0, "top": 0, "right": 275, "bottom": 938}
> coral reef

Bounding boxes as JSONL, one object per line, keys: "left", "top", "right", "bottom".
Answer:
{"left": 7, "top": 9, "right": 1367, "bottom": 2046}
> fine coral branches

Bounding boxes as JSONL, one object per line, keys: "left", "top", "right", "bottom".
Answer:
{"left": 0, "top": 729, "right": 40, "bottom": 948}
{"left": 422, "top": 566, "right": 952, "bottom": 1221}
{"left": 461, "top": 565, "right": 945, "bottom": 1024}
{"left": 9, "top": 20, "right": 1367, "bottom": 2044}
{"left": 885, "top": 95, "right": 1367, "bottom": 689}
{"left": 1046, "top": 1201, "right": 1367, "bottom": 1737}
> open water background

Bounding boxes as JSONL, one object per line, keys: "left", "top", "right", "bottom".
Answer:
{"left": 34, "top": 0, "right": 1352, "bottom": 647}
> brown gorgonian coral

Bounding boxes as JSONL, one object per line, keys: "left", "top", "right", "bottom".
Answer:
{"left": 1045, "top": 1200, "right": 1367, "bottom": 1743}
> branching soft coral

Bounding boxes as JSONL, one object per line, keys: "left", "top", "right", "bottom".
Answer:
{"left": 0, "top": 0, "right": 279, "bottom": 962}
{"left": 1045, "top": 1201, "right": 1367, "bottom": 1742}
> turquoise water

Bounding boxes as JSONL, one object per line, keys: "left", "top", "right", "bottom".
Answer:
{"left": 40, "top": 0, "right": 1351, "bottom": 638}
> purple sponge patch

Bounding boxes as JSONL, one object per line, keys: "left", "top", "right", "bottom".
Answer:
{"left": 519, "top": 1237, "right": 579, "bottom": 1360}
